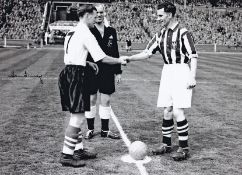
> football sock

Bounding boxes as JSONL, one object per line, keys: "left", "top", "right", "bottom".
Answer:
{"left": 75, "top": 130, "right": 83, "bottom": 151}
{"left": 86, "top": 118, "right": 95, "bottom": 130}
{"left": 85, "top": 105, "right": 96, "bottom": 130}
{"left": 101, "top": 119, "right": 109, "bottom": 131}
{"left": 99, "top": 105, "right": 111, "bottom": 131}
{"left": 177, "top": 119, "right": 189, "bottom": 149}
{"left": 162, "top": 118, "right": 174, "bottom": 146}
{"left": 62, "top": 125, "right": 80, "bottom": 155}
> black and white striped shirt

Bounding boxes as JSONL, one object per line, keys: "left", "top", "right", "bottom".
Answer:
{"left": 145, "top": 22, "right": 198, "bottom": 64}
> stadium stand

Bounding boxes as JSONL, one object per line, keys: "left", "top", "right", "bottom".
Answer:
{"left": 0, "top": 0, "right": 44, "bottom": 43}
{"left": 0, "top": 0, "right": 241, "bottom": 49}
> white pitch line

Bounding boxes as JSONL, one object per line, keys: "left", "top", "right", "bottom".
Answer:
{"left": 110, "top": 109, "right": 149, "bottom": 175}
{"left": 110, "top": 109, "right": 131, "bottom": 148}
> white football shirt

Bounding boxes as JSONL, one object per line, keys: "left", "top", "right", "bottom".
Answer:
{"left": 64, "top": 21, "right": 106, "bottom": 66}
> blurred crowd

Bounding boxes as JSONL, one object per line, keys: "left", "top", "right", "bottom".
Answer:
{"left": 0, "top": 0, "right": 241, "bottom": 46}
{"left": 107, "top": 2, "right": 241, "bottom": 46}
{"left": 0, "top": 0, "right": 44, "bottom": 41}
{"left": 177, "top": 7, "right": 242, "bottom": 46}
{"left": 118, "top": 0, "right": 242, "bottom": 7}
{"left": 142, "top": 5, "right": 242, "bottom": 46}
{"left": 106, "top": 3, "right": 151, "bottom": 43}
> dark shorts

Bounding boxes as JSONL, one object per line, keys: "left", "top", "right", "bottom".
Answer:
{"left": 85, "top": 65, "right": 115, "bottom": 95}
{"left": 58, "top": 65, "right": 90, "bottom": 113}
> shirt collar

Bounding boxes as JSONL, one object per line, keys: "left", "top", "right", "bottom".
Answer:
{"left": 167, "top": 21, "right": 179, "bottom": 31}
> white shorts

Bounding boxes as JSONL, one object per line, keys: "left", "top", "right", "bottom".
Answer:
{"left": 157, "top": 64, "right": 193, "bottom": 108}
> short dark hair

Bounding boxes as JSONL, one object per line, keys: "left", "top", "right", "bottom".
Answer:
{"left": 157, "top": 1, "right": 176, "bottom": 17}
{"left": 77, "top": 4, "right": 97, "bottom": 17}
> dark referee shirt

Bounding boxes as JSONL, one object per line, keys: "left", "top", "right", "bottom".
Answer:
{"left": 87, "top": 25, "right": 122, "bottom": 74}
{"left": 145, "top": 21, "right": 198, "bottom": 64}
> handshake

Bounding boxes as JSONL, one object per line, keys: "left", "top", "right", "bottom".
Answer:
{"left": 119, "top": 56, "right": 130, "bottom": 65}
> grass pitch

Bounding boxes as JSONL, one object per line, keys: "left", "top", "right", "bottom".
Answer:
{"left": 0, "top": 48, "right": 241, "bottom": 175}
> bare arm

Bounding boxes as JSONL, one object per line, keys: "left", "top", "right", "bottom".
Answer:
{"left": 86, "top": 61, "right": 99, "bottom": 75}
{"left": 126, "top": 51, "right": 150, "bottom": 62}
{"left": 182, "top": 30, "right": 198, "bottom": 89}
{"left": 190, "top": 58, "right": 197, "bottom": 79}
{"left": 125, "top": 33, "right": 158, "bottom": 62}
{"left": 101, "top": 56, "right": 126, "bottom": 65}
{"left": 187, "top": 58, "right": 197, "bottom": 89}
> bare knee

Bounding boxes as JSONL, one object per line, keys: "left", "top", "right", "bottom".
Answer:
{"left": 100, "top": 93, "right": 111, "bottom": 107}
{"left": 173, "top": 108, "right": 185, "bottom": 122}
{"left": 164, "top": 106, "right": 173, "bottom": 120}
{"left": 165, "top": 106, "right": 173, "bottom": 113}
{"left": 90, "top": 94, "right": 97, "bottom": 106}
{"left": 69, "top": 113, "right": 85, "bottom": 127}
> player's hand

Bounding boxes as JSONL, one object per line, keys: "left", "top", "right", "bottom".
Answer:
{"left": 120, "top": 56, "right": 131, "bottom": 64}
{"left": 187, "top": 76, "right": 196, "bottom": 89}
{"left": 119, "top": 56, "right": 127, "bottom": 65}
{"left": 115, "top": 74, "right": 121, "bottom": 84}
{"left": 87, "top": 61, "right": 99, "bottom": 75}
